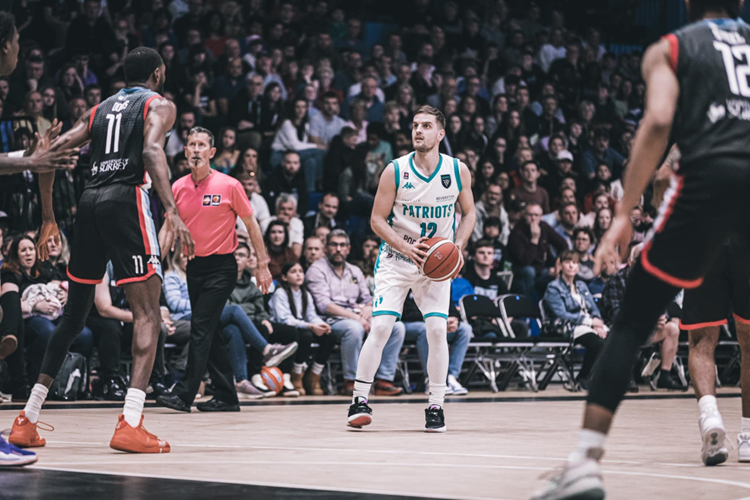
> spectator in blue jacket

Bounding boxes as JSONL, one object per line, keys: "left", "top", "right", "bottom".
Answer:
{"left": 542, "top": 250, "right": 605, "bottom": 387}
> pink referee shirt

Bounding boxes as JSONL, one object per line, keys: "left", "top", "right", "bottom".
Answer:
{"left": 172, "top": 170, "right": 253, "bottom": 257}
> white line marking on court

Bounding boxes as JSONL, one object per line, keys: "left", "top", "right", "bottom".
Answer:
{"left": 29, "top": 465, "right": 507, "bottom": 500}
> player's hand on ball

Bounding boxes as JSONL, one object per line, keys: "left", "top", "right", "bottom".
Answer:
{"left": 407, "top": 237, "right": 430, "bottom": 267}
{"left": 256, "top": 265, "right": 273, "bottom": 294}
{"left": 37, "top": 221, "right": 60, "bottom": 261}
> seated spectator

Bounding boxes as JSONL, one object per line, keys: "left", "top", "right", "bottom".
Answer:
{"left": 270, "top": 98, "right": 327, "bottom": 192}
{"left": 572, "top": 227, "right": 596, "bottom": 282}
{"left": 323, "top": 127, "right": 367, "bottom": 196}
{"left": 581, "top": 129, "right": 625, "bottom": 180}
{"left": 261, "top": 194, "right": 304, "bottom": 258}
{"left": 542, "top": 250, "right": 606, "bottom": 388}
{"left": 270, "top": 262, "right": 335, "bottom": 395}
{"left": 309, "top": 91, "right": 348, "bottom": 149}
{"left": 511, "top": 161, "right": 550, "bottom": 214}
{"left": 548, "top": 202, "right": 579, "bottom": 248}
{"left": 210, "top": 127, "right": 240, "bottom": 174}
{"left": 344, "top": 98, "right": 369, "bottom": 144}
{"left": 228, "top": 247, "right": 306, "bottom": 398}
{"left": 401, "top": 291, "right": 472, "bottom": 395}
{"left": 263, "top": 152, "right": 309, "bottom": 220}
{"left": 577, "top": 193, "right": 610, "bottom": 228}
{"left": 305, "top": 230, "right": 405, "bottom": 396}
{"left": 0, "top": 235, "right": 92, "bottom": 400}
{"left": 587, "top": 252, "right": 619, "bottom": 296}
{"left": 164, "top": 246, "right": 297, "bottom": 399}
{"left": 264, "top": 220, "right": 298, "bottom": 280}
{"left": 165, "top": 110, "right": 196, "bottom": 163}
{"left": 544, "top": 187, "right": 578, "bottom": 226}
{"left": 464, "top": 239, "right": 510, "bottom": 302}
{"left": 351, "top": 234, "right": 380, "bottom": 296}
{"left": 232, "top": 147, "right": 261, "bottom": 179}
{"left": 478, "top": 217, "right": 506, "bottom": 270}
{"left": 541, "top": 150, "right": 579, "bottom": 202}
{"left": 302, "top": 236, "right": 325, "bottom": 270}
{"left": 236, "top": 172, "right": 271, "bottom": 226}
{"left": 600, "top": 244, "right": 682, "bottom": 390}
{"left": 592, "top": 207, "right": 613, "bottom": 251}
{"left": 42, "top": 233, "right": 70, "bottom": 281}
{"left": 507, "top": 203, "right": 568, "bottom": 298}
{"left": 472, "top": 182, "right": 510, "bottom": 246}
{"left": 228, "top": 73, "right": 265, "bottom": 149}
{"left": 343, "top": 76, "right": 384, "bottom": 123}
{"left": 303, "top": 193, "right": 340, "bottom": 239}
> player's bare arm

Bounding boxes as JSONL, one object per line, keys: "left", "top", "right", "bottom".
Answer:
{"left": 143, "top": 98, "right": 195, "bottom": 259}
{"left": 595, "top": 38, "right": 679, "bottom": 270}
{"left": 451, "top": 161, "right": 476, "bottom": 277}
{"left": 371, "top": 162, "right": 429, "bottom": 266}
{"left": 242, "top": 214, "right": 273, "bottom": 294}
{"left": 0, "top": 119, "right": 77, "bottom": 175}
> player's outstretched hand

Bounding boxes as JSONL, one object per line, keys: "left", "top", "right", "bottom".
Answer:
{"left": 165, "top": 212, "right": 195, "bottom": 259}
{"left": 37, "top": 220, "right": 60, "bottom": 261}
{"left": 256, "top": 264, "right": 273, "bottom": 294}
{"left": 407, "top": 237, "right": 430, "bottom": 267}
{"left": 593, "top": 213, "right": 632, "bottom": 275}
{"left": 30, "top": 147, "right": 80, "bottom": 172}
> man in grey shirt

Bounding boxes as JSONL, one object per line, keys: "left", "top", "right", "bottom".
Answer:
{"left": 306, "top": 229, "right": 405, "bottom": 396}
{"left": 309, "top": 91, "right": 347, "bottom": 149}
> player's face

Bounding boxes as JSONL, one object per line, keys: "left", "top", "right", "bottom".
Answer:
{"left": 0, "top": 28, "right": 19, "bottom": 77}
{"left": 185, "top": 132, "right": 216, "bottom": 168}
{"left": 304, "top": 238, "right": 323, "bottom": 264}
{"left": 411, "top": 113, "right": 445, "bottom": 153}
{"left": 474, "top": 247, "right": 494, "bottom": 266}
{"left": 326, "top": 236, "right": 350, "bottom": 263}
{"left": 283, "top": 263, "right": 305, "bottom": 287}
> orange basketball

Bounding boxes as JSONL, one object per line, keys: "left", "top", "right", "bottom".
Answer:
{"left": 260, "top": 366, "right": 284, "bottom": 394}
{"left": 421, "top": 237, "right": 461, "bottom": 281}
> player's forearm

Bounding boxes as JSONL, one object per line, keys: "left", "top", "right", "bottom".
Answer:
{"left": 454, "top": 208, "right": 476, "bottom": 250}
{"left": 143, "top": 145, "right": 178, "bottom": 215}
{"left": 243, "top": 215, "right": 270, "bottom": 267}
{"left": 0, "top": 157, "right": 34, "bottom": 174}
{"left": 616, "top": 117, "right": 671, "bottom": 218}
{"left": 371, "top": 217, "right": 411, "bottom": 255}
{"left": 38, "top": 172, "right": 56, "bottom": 222}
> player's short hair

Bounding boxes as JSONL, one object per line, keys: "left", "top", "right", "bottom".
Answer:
{"left": 414, "top": 105, "right": 446, "bottom": 129}
{"left": 123, "top": 47, "right": 164, "bottom": 85}
{"left": 327, "top": 229, "right": 350, "bottom": 246}
{"left": 0, "top": 12, "right": 15, "bottom": 48}
{"left": 689, "top": 0, "right": 741, "bottom": 20}
{"left": 187, "top": 126, "right": 214, "bottom": 148}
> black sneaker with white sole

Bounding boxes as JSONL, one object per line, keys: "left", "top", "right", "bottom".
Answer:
{"left": 347, "top": 397, "right": 372, "bottom": 428}
{"left": 425, "top": 405, "right": 446, "bottom": 433}
{"left": 263, "top": 342, "right": 298, "bottom": 367}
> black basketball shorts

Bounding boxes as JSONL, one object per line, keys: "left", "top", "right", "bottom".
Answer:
{"left": 67, "top": 183, "right": 163, "bottom": 286}
{"left": 680, "top": 238, "right": 750, "bottom": 329}
{"left": 640, "top": 156, "right": 750, "bottom": 295}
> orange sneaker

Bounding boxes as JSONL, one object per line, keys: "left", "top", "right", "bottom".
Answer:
{"left": 8, "top": 411, "right": 51, "bottom": 448}
{"left": 109, "top": 415, "right": 170, "bottom": 454}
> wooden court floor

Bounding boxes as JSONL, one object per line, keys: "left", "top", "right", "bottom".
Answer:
{"left": 1, "top": 388, "right": 748, "bottom": 499}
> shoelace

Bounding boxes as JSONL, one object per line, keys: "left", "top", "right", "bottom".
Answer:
{"left": 34, "top": 421, "right": 55, "bottom": 433}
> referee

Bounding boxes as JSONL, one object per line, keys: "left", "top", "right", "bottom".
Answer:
{"left": 157, "top": 127, "right": 273, "bottom": 412}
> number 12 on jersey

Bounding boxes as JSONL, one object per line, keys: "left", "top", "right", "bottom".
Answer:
{"left": 420, "top": 222, "right": 437, "bottom": 238}
{"left": 105, "top": 113, "right": 122, "bottom": 154}
{"left": 714, "top": 41, "right": 750, "bottom": 97}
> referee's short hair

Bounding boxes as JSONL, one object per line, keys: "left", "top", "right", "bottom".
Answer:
{"left": 123, "top": 47, "right": 164, "bottom": 85}
{"left": 327, "top": 229, "right": 350, "bottom": 246}
{"left": 188, "top": 126, "right": 215, "bottom": 148}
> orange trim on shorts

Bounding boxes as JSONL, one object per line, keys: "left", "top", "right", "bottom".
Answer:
{"left": 733, "top": 313, "right": 750, "bottom": 325}
{"left": 66, "top": 268, "right": 102, "bottom": 285}
{"left": 88, "top": 104, "right": 99, "bottom": 132}
{"left": 679, "top": 318, "right": 727, "bottom": 331}
{"left": 116, "top": 268, "right": 157, "bottom": 287}
{"left": 641, "top": 245, "right": 704, "bottom": 289}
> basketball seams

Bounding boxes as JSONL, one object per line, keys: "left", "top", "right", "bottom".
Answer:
{"left": 422, "top": 240, "right": 453, "bottom": 273}
{"left": 422, "top": 239, "right": 459, "bottom": 279}
{"left": 426, "top": 245, "right": 456, "bottom": 276}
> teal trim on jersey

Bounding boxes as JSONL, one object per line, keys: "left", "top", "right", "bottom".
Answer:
{"left": 393, "top": 161, "right": 399, "bottom": 192}
{"left": 408, "top": 152, "right": 443, "bottom": 184}
{"left": 453, "top": 157, "right": 462, "bottom": 193}
{"left": 424, "top": 312, "right": 448, "bottom": 319}
{"left": 374, "top": 241, "right": 385, "bottom": 276}
{"left": 373, "top": 310, "right": 402, "bottom": 319}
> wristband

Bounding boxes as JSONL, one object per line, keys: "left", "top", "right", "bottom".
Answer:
{"left": 9, "top": 150, "right": 24, "bottom": 158}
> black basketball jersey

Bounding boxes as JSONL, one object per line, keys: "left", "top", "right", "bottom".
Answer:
{"left": 87, "top": 87, "right": 160, "bottom": 189}
{"left": 669, "top": 19, "right": 750, "bottom": 165}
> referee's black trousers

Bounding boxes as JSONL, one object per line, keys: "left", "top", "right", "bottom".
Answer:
{"left": 174, "top": 254, "right": 239, "bottom": 406}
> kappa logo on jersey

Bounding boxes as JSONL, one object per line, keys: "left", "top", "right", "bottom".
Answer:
{"left": 147, "top": 255, "right": 161, "bottom": 267}
{"left": 403, "top": 182, "right": 415, "bottom": 189}
{"left": 441, "top": 174, "right": 451, "bottom": 189}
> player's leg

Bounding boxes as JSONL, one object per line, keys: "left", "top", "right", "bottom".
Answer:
{"left": 353, "top": 314, "right": 399, "bottom": 399}
{"left": 650, "top": 318, "right": 683, "bottom": 389}
{"left": 737, "top": 322, "right": 750, "bottom": 461}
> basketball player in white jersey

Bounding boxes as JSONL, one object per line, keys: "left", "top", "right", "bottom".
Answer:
{"left": 347, "top": 105, "right": 476, "bottom": 432}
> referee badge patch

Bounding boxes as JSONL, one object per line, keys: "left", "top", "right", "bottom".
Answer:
{"left": 441, "top": 174, "right": 451, "bottom": 189}
{"left": 202, "top": 195, "right": 211, "bottom": 206}
{"left": 211, "top": 195, "right": 221, "bottom": 206}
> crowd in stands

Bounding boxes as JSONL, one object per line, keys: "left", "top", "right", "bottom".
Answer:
{"left": 0, "top": 0, "right": 687, "bottom": 401}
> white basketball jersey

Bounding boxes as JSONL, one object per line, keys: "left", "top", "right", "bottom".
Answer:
{"left": 389, "top": 152, "right": 462, "bottom": 249}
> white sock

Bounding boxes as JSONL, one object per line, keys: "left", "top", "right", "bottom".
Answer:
{"left": 292, "top": 363, "right": 306, "bottom": 375}
{"left": 699, "top": 395, "right": 718, "bottom": 414}
{"left": 428, "top": 382, "right": 446, "bottom": 407}
{"left": 23, "top": 384, "right": 49, "bottom": 424}
{"left": 311, "top": 362, "right": 325, "bottom": 375}
{"left": 123, "top": 388, "right": 146, "bottom": 428}
{"left": 353, "top": 380, "right": 372, "bottom": 402}
{"left": 742, "top": 417, "right": 750, "bottom": 434}
{"left": 569, "top": 429, "right": 606, "bottom": 462}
